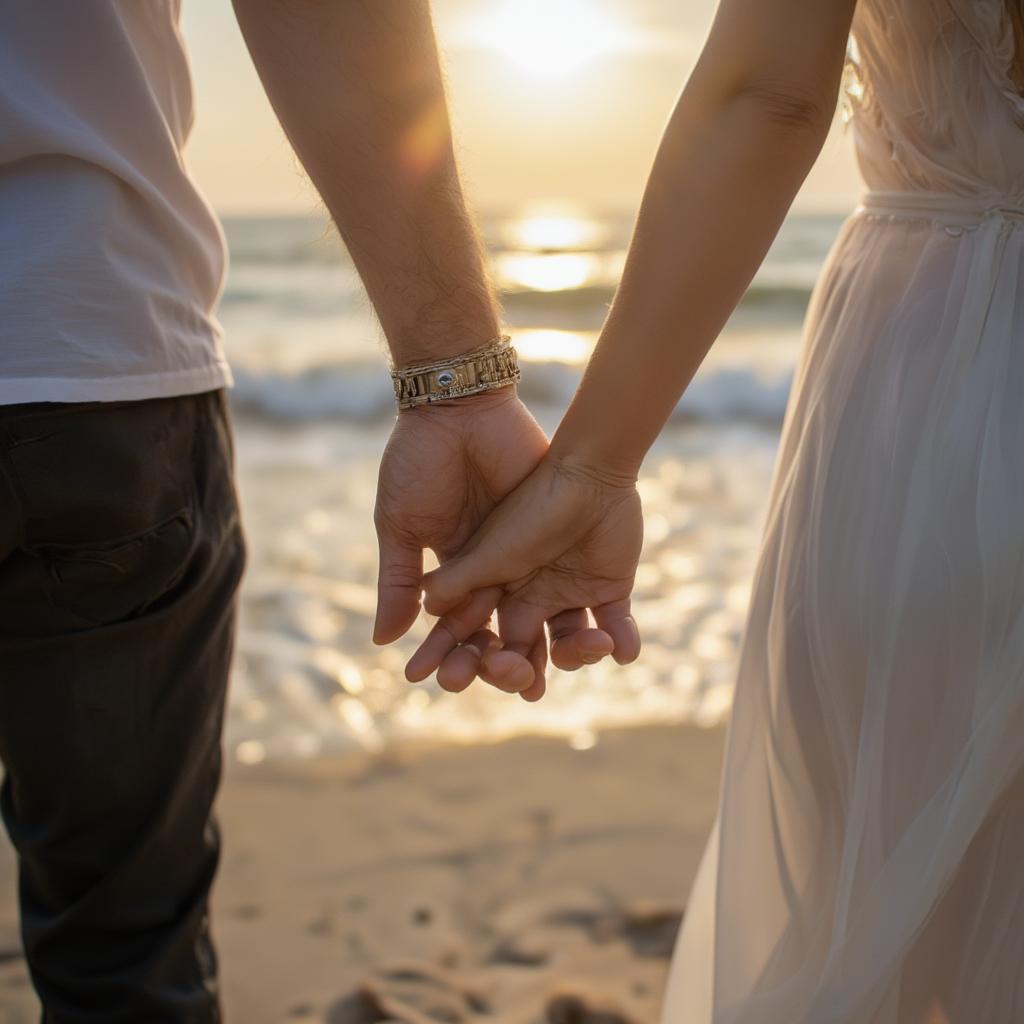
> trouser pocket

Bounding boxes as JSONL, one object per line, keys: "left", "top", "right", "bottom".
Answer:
{"left": 0, "top": 393, "right": 211, "bottom": 632}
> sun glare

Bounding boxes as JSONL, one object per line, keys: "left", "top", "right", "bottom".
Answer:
{"left": 497, "top": 252, "right": 600, "bottom": 292}
{"left": 511, "top": 214, "right": 603, "bottom": 251}
{"left": 472, "top": 0, "right": 622, "bottom": 80}
{"left": 514, "top": 329, "right": 592, "bottom": 364}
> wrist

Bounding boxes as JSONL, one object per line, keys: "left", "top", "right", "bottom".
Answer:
{"left": 388, "top": 316, "right": 504, "bottom": 371}
{"left": 545, "top": 436, "right": 640, "bottom": 489}
{"left": 396, "top": 381, "right": 519, "bottom": 416}
{"left": 548, "top": 409, "right": 643, "bottom": 486}
{"left": 390, "top": 332, "right": 506, "bottom": 373}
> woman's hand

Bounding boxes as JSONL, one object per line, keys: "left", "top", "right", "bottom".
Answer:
{"left": 409, "top": 453, "right": 645, "bottom": 701}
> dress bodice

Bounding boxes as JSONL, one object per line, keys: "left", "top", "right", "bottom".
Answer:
{"left": 845, "top": 0, "right": 1024, "bottom": 204}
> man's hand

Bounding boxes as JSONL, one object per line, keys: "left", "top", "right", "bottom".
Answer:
{"left": 373, "top": 387, "right": 547, "bottom": 657}
{"left": 409, "top": 452, "right": 645, "bottom": 701}
{"left": 232, "top": 4, "right": 547, "bottom": 684}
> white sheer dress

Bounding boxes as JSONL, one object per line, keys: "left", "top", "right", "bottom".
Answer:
{"left": 661, "top": 2, "right": 1024, "bottom": 1021}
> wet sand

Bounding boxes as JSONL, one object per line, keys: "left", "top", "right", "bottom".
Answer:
{"left": 0, "top": 721, "right": 725, "bottom": 1023}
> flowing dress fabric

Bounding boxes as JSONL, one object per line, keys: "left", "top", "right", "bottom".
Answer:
{"left": 661, "top": 3, "right": 1024, "bottom": 1022}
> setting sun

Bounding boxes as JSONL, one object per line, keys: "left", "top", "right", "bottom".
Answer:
{"left": 471, "top": 0, "right": 622, "bottom": 79}
{"left": 507, "top": 210, "right": 605, "bottom": 251}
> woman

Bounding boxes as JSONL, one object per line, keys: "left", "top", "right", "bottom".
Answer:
{"left": 410, "top": 0, "right": 1024, "bottom": 1019}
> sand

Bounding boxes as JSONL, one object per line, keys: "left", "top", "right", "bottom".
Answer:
{"left": 0, "top": 721, "right": 724, "bottom": 1023}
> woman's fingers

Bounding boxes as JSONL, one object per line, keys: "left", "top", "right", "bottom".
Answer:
{"left": 592, "top": 599, "right": 642, "bottom": 664}
{"left": 404, "top": 586, "right": 501, "bottom": 682}
{"left": 548, "top": 608, "right": 615, "bottom": 670}
{"left": 421, "top": 538, "right": 530, "bottom": 617}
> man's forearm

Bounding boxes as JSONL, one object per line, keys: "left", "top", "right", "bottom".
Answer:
{"left": 232, "top": 0, "right": 501, "bottom": 367}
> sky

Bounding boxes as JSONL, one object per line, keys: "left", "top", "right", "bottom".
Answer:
{"left": 181, "top": 0, "right": 863, "bottom": 215}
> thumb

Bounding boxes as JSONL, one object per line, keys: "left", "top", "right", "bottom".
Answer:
{"left": 422, "top": 539, "right": 518, "bottom": 617}
{"left": 373, "top": 531, "right": 423, "bottom": 645}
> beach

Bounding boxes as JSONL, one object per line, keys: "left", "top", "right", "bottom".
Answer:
{"left": 0, "top": 721, "right": 725, "bottom": 1022}
{"left": 217, "top": 206, "right": 841, "bottom": 764}
{"left": 0, "top": 204, "right": 836, "bottom": 1020}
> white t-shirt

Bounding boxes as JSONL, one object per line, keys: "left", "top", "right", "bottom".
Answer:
{"left": 0, "top": 0, "right": 232, "bottom": 405}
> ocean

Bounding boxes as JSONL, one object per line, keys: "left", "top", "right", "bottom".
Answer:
{"left": 220, "top": 205, "right": 847, "bottom": 763}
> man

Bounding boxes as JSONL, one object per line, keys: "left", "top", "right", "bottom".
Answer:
{"left": 0, "top": 1, "right": 558, "bottom": 1018}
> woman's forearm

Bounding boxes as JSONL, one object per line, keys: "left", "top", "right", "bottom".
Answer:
{"left": 550, "top": 2, "right": 855, "bottom": 478}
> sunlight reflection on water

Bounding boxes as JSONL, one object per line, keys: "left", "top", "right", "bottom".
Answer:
{"left": 496, "top": 251, "right": 603, "bottom": 292}
{"left": 227, "top": 422, "right": 779, "bottom": 762}
{"left": 513, "top": 328, "right": 592, "bottom": 364}
{"left": 216, "top": 205, "right": 841, "bottom": 762}
{"left": 502, "top": 206, "right": 608, "bottom": 251}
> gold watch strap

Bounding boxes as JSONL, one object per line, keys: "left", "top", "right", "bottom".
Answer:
{"left": 391, "top": 336, "right": 520, "bottom": 409}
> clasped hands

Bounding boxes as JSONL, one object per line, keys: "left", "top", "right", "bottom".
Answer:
{"left": 372, "top": 387, "right": 644, "bottom": 702}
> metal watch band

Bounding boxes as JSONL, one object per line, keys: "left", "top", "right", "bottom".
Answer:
{"left": 391, "top": 337, "right": 521, "bottom": 409}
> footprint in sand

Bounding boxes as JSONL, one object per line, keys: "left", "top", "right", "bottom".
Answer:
{"left": 323, "top": 987, "right": 396, "bottom": 1024}
{"left": 547, "top": 900, "right": 685, "bottom": 959}
{"left": 325, "top": 962, "right": 490, "bottom": 1024}
{"left": 544, "top": 990, "right": 643, "bottom": 1024}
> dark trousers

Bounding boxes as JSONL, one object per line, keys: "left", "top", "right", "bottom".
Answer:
{"left": 0, "top": 390, "right": 246, "bottom": 1022}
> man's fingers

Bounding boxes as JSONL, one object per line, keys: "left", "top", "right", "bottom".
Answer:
{"left": 592, "top": 599, "right": 642, "bottom": 664}
{"left": 436, "top": 629, "right": 498, "bottom": 693}
{"left": 547, "top": 609, "right": 614, "bottom": 671}
{"left": 405, "top": 587, "right": 501, "bottom": 682}
{"left": 373, "top": 532, "right": 423, "bottom": 645}
{"left": 479, "top": 648, "right": 535, "bottom": 694}
{"left": 435, "top": 627, "right": 535, "bottom": 696}
{"left": 480, "top": 600, "right": 546, "bottom": 691}
{"left": 478, "top": 600, "right": 544, "bottom": 695}
{"left": 517, "top": 633, "right": 549, "bottom": 702}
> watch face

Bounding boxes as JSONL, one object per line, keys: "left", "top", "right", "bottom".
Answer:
{"left": 433, "top": 367, "right": 469, "bottom": 393}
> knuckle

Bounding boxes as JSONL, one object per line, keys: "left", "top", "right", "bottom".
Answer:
{"left": 379, "top": 566, "right": 421, "bottom": 590}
